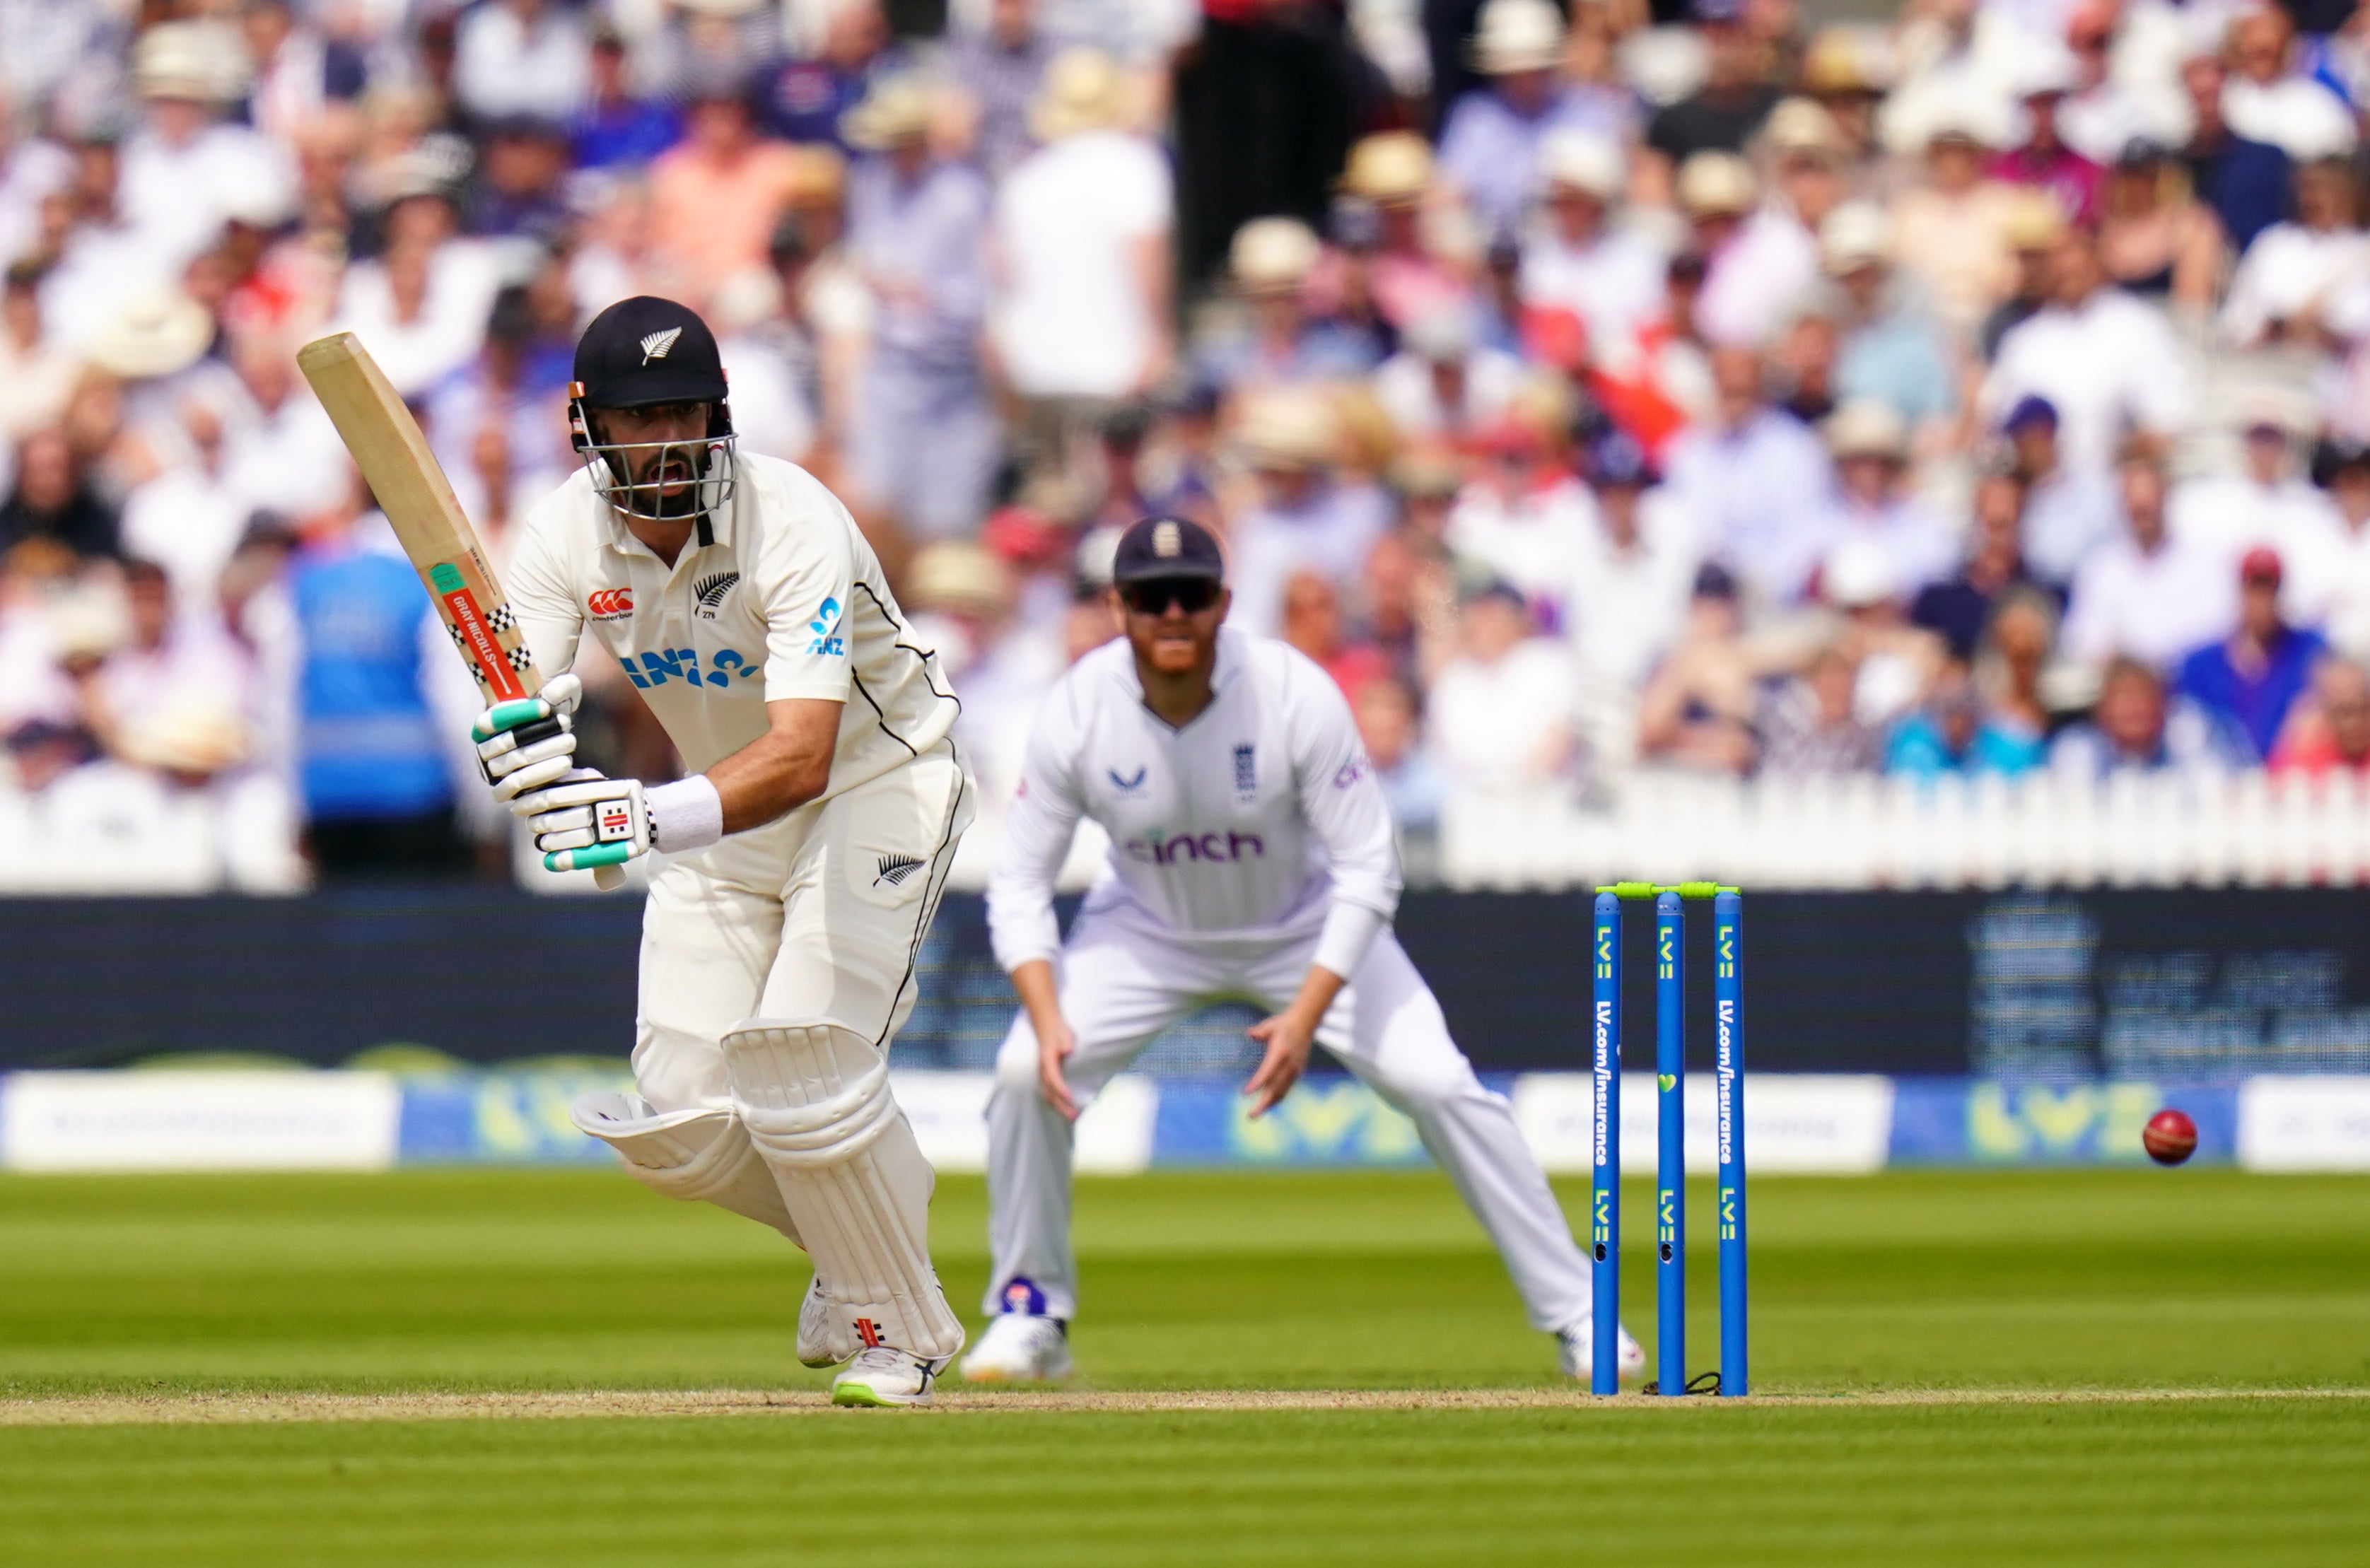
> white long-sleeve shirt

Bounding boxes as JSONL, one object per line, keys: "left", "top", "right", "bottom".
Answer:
{"left": 987, "top": 627, "right": 1401, "bottom": 981}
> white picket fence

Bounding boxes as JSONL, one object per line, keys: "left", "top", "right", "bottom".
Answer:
{"left": 1440, "top": 769, "right": 2370, "bottom": 891}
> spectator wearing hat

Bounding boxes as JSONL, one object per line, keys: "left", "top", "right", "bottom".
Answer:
{"left": 2219, "top": 7, "right": 2358, "bottom": 163}
{"left": 1436, "top": 0, "right": 1630, "bottom": 242}
{"left": 1196, "top": 217, "right": 1380, "bottom": 391}
{"left": 2176, "top": 47, "right": 2291, "bottom": 257}
{"left": 991, "top": 49, "right": 1174, "bottom": 408}
{"left": 118, "top": 22, "right": 298, "bottom": 284}
{"left": 1225, "top": 387, "right": 1392, "bottom": 638}
{"left": 647, "top": 73, "right": 805, "bottom": 305}
{"left": 2050, "top": 654, "right": 2246, "bottom": 780}
{"left": 2173, "top": 546, "right": 2328, "bottom": 761}
{"left": 1662, "top": 344, "right": 1835, "bottom": 605}
{"left": 1637, "top": 561, "right": 1762, "bottom": 775}
{"left": 1517, "top": 130, "right": 1666, "bottom": 362}
{"left": 326, "top": 179, "right": 502, "bottom": 398}
{"left": 1643, "top": 0, "right": 1782, "bottom": 182}
{"left": 1680, "top": 149, "right": 1809, "bottom": 349}
{"left": 1820, "top": 201, "right": 1955, "bottom": 439}
{"left": 1968, "top": 190, "right": 2065, "bottom": 361}
{"left": 1987, "top": 45, "right": 2106, "bottom": 228}
{"left": 452, "top": 0, "right": 592, "bottom": 125}
{"left": 1444, "top": 374, "right": 1595, "bottom": 625}
{"left": 1798, "top": 26, "right": 1890, "bottom": 164}
{"left": 1373, "top": 295, "right": 1525, "bottom": 443}
{"left": 1998, "top": 393, "right": 2117, "bottom": 581}
{"left": 2094, "top": 139, "right": 2221, "bottom": 308}
{"left": 1890, "top": 106, "right": 2031, "bottom": 342}
{"left": 2062, "top": 446, "right": 2235, "bottom": 669}
{"left": 1568, "top": 431, "right": 1701, "bottom": 729}
{"left": 947, "top": 0, "right": 1059, "bottom": 182}
{"left": 2168, "top": 399, "right": 2347, "bottom": 589}
{"left": 1428, "top": 582, "right": 1577, "bottom": 788}
{"left": 2221, "top": 157, "right": 2368, "bottom": 349}
{"left": 1809, "top": 404, "right": 1954, "bottom": 603}
{"left": 1984, "top": 225, "right": 2192, "bottom": 479}
{"left": 2270, "top": 655, "right": 2370, "bottom": 778}
{"left": 1336, "top": 131, "right": 1466, "bottom": 335}
{"left": 843, "top": 76, "right": 998, "bottom": 543}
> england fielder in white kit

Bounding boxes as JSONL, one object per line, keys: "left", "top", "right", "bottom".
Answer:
{"left": 963, "top": 516, "right": 1642, "bottom": 1383}
{"left": 469, "top": 297, "right": 973, "bottom": 1406}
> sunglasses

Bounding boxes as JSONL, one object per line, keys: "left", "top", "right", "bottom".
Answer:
{"left": 1119, "top": 578, "right": 1220, "bottom": 616}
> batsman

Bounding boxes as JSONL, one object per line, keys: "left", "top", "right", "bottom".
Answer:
{"left": 475, "top": 297, "right": 974, "bottom": 1407}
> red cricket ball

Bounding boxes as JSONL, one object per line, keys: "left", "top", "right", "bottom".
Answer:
{"left": 2143, "top": 1108, "right": 2198, "bottom": 1166}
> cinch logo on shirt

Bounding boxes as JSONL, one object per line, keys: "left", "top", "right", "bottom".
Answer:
{"left": 624, "top": 647, "right": 761, "bottom": 689}
{"left": 588, "top": 588, "right": 634, "bottom": 621}
{"left": 1123, "top": 830, "right": 1267, "bottom": 865}
{"left": 807, "top": 596, "right": 845, "bottom": 657}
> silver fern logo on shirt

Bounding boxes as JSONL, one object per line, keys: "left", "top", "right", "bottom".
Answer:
{"left": 692, "top": 571, "right": 739, "bottom": 619}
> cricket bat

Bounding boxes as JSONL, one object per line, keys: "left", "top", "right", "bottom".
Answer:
{"left": 297, "top": 332, "right": 624, "bottom": 890}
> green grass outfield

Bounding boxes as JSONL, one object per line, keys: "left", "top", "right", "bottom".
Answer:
{"left": 1, "top": 1167, "right": 2365, "bottom": 1564}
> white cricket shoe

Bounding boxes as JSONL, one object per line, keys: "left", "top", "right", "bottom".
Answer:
{"left": 1557, "top": 1324, "right": 1647, "bottom": 1384}
{"left": 831, "top": 1346, "right": 945, "bottom": 1408}
{"left": 959, "top": 1311, "right": 1073, "bottom": 1383}
{"left": 797, "top": 1277, "right": 840, "bottom": 1369}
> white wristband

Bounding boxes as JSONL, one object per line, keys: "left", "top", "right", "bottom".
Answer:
{"left": 646, "top": 774, "right": 724, "bottom": 854}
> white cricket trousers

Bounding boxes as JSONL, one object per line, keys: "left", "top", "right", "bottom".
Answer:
{"left": 983, "top": 903, "right": 1595, "bottom": 1333}
{"left": 632, "top": 740, "right": 973, "bottom": 1112}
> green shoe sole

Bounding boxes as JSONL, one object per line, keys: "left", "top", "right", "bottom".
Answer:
{"left": 830, "top": 1382, "right": 929, "bottom": 1408}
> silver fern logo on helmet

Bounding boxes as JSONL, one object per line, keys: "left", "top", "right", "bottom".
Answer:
{"left": 638, "top": 327, "right": 682, "bottom": 365}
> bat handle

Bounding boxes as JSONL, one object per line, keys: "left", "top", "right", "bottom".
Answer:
{"left": 592, "top": 865, "right": 626, "bottom": 891}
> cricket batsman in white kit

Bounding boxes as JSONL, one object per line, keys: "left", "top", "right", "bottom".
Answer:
{"left": 469, "top": 297, "right": 973, "bottom": 1407}
{"left": 964, "top": 515, "right": 1642, "bottom": 1383}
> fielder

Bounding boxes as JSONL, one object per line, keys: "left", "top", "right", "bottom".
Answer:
{"left": 964, "top": 515, "right": 1642, "bottom": 1383}
{"left": 472, "top": 296, "right": 974, "bottom": 1407}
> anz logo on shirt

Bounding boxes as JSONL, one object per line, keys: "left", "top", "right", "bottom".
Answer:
{"left": 807, "top": 596, "right": 846, "bottom": 657}
{"left": 624, "top": 647, "right": 761, "bottom": 690}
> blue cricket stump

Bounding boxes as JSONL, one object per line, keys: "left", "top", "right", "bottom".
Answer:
{"left": 1589, "top": 882, "right": 1748, "bottom": 1398}
{"left": 1589, "top": 891, "right": 1622, "bottom": 1397}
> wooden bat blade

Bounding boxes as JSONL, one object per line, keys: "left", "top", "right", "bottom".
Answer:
{"left": 297, "top": 332, "right": 540, "bottom": 706}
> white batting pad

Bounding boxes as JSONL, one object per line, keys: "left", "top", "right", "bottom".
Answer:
{"left": 570, "top": 1092, "right": 802, "bottom": 1243}
{"left": 721, "top": 1021, "right": 966, "bottom": 1362}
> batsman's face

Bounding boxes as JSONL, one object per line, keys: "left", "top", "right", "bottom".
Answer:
{"left": 597, "top": 401, "right": 712, "bottom": 504}
{"left": 1117, "top": 578, "right": 1227, "bottom": 677}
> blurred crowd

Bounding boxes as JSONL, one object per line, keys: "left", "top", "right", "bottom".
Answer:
{"left": 4, "top": 0, "right": 2370, "bottom": 889}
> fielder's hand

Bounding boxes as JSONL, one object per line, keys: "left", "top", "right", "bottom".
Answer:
{"left": 473, "top": 672, "right": 582, "bottom": 806}
{"left": 513, "top": 767, "right": 650, "bottom": 874}
{"left": 1244, "top": 1007, "right": 1319, "bottom": 1118}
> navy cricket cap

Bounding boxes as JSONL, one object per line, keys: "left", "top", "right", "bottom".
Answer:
{"left": 1111, "top": 516, "right": 1225, "bottom": 585}
{"left": 573, "top": 296, "right": 728, "bottom": 409}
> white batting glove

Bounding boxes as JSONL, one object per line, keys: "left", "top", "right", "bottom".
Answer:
{"left": 515, "top": 767, "right": 650, "bottom": 874}
{"left": 472, "top": 672, "right": 583, "bottom": 806}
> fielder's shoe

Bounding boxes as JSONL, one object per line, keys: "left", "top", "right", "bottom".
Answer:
{"left": 831, "top": 1346, "right": 946, "bottom": 1408}
{"left": 1556, "top": 1324, "right": 1647, "bottom": 1384}
{"left": 796, "top": 1277, "right": 839, "bottom": 1369}
{"left": 960, "top": 1311, "right": 1073, "bottom": 1383}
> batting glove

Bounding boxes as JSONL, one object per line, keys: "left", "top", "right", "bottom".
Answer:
{"left": 473, "top": 672, "right": 582, "bottom": 807}
{"left": 514, "top": 767, "right": 650, "bottom": 874}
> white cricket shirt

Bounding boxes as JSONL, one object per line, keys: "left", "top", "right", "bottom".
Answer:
{"left": 987, "top": 628, "right": 1402, "bottom": 981}
{"left": 506, "top": 454, "right": 957, "bottom": 794}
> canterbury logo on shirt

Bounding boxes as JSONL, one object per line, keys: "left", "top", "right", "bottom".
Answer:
{"left": 1124, "top": 830, "right": 1268, "bottom": 865}
{"left": 587, "top": 588, "right": 634, "bottom": 621}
